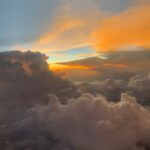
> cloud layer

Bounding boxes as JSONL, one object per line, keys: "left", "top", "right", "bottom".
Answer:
{"left": 92, "top": 2, "right": 150, "bottom": 52}
{"left": 1, "top": 0, "right": 149, "bottom": 54}
{"left": 3, "top": 93, "right": 150, "bottom": 150}
{"left": 0, "top": 51, "right": 149, "bottom": 150}
{"left": 29, "top": 93, "right": 150, "bottom": 150}
{"left": 55, "top": 50, "right": 150, "bottom": 105}
{"left": 57, "top": 50, "right": 150, "bottom": 80}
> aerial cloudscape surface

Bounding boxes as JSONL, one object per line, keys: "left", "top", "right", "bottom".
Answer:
{"left": 0, "top": 0, "right": 150, "bottom": 150}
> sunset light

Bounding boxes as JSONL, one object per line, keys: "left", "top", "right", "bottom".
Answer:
{"left": 0, "top": 0, "right": 150, "bottom": 149}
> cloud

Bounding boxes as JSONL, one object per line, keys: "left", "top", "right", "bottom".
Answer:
{"left": 77, "top": 72, "right": 150, "bottom": 106}
{"left": 77, "top": 79, "right": 126, "bottom": 102}
{"left": 54, "top": 51, "right": 150, "bottom": 105}
{"left": 0, "top": 0, "right": 100, "bottom": 51}
{"left": 92, "top": 2, "right": 150, "bottom": 52}
{"left": 55, "top": 50, "right": 150, "bottom": 81}
{"left": 49, "top": 62, "right": 100, "bottom": 82}
{"left": 25, "top": 93, "right": 150, "bottom": 150}
{"left": 36, "top": 0, "right": 135, "bottom": 52}
{"left": 0, "top": 51, "right": 78, "bottom": 124}
{"left": 0, "top": 50, "right": 149, "bottom": 149}
{"left": 0, "top": 0, "right": 136, "bottom": 53}
{"left": 1, "top": 91, "right": 150, "bottom": 149}
{"left": 127, "top": 73, "right": 150, "bottom": 106}
{"left": 38, "top": 11, "right": 85, "bottom": 45}
{"left": 35, "top": 6, "right": 100, "bottom": 52}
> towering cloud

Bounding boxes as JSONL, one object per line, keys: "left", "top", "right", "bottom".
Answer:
{"left": 0, "top": 51, "right": 78, "bottom": 124}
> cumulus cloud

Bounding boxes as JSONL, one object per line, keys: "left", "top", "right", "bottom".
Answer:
{"left": 77, "top": 72, "right": 150, "bottom": 106}
{"left": 22, "top": 93, "right": 150, "bottom": 150}
{"left": 56, "top": 51, "right": 150, "bottom": 105}
{"left": 0, "top": 51, "right": 78, "bottom": 124}
{"left": 77, "top": 79, "right": 126, "bottom": 102}
{"left": 127, "top": 73, "right": 150, "bottom": 106}
{"left": 0, "top": 51, "right": 150, "bottom": 150}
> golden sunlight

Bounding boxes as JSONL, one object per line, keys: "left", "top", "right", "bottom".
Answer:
{"left": 49, "top": 63, "right": 90, "bottom": 72}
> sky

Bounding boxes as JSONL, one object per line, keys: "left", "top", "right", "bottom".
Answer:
{"left": 0, "top": 0, "right": 150, "bottom": 62}
{"left": 0, "top": 1, "right": 150, "bottom": 149}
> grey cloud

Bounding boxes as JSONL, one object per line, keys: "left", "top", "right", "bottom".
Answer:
{"left": 0, "top": 51, "right": 80, "bottom": 149}
{"left": 60, "top": 50, "right": 150, "bottom": 81}
{"left": 0, "top": 50, "right": 149, "bottom": 150}
{"left": 56, "top": 51, "right": 150, "bottom": 105}
{"left": 62, "top": 51, "right": 150, "bottom": 105}
{"left": 77, "top": 79, "right": 126, "bottom": 102}
{"left": 24, "top": 93, "right": 150, "bottom": 150}
{"left": 127, "top": 73, "right": 150, "bottom": 106}
{"left": 0, "top": 51, "right": 78, "bottom": 124}
{"left": 77, "top": 72, "right": 150, "bottom": 106}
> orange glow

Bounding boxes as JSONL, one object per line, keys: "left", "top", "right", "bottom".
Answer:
{"left": 36, "top": 8, "right": 101, "bottom": 52}
{"left": 103, "top": 63, "right": 128, "bottom": 68}
{"left": 49, "top": 63, "right": 100, "bottom": 81}
{"left": 92, "top": 4, "right": 150, "bottom": 52}
{"left": 49, "top": 63, "right": 90, "bottom": 72}
{"left": 39, "top": 16, "right": 84, "bottom": 45}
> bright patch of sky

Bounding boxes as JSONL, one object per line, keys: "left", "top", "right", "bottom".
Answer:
{"left": 47, "top": 46, "right": 97, "bottom": 63}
